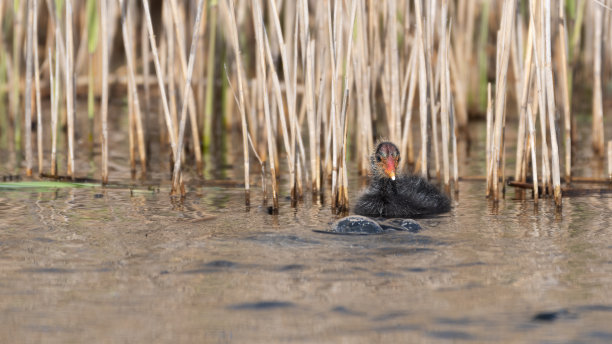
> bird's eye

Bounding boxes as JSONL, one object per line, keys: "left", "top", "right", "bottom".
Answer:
{"left": 376, "top": 156, "right": 381, "bottom": 162}
{"left": 397, "top": 157, "right": 401, "bottom": 162}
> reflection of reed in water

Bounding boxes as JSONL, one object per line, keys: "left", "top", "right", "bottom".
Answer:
{"left": 0, "top": 0, "right": 611, "bottom": 212}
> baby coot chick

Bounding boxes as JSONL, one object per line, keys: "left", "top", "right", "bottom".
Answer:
{"left": 353, "top": 142, "right": 451, "bottom": 218}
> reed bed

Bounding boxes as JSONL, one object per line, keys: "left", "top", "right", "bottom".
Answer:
{"left": 0, "top": 0, "right": 611, "bottom": 213}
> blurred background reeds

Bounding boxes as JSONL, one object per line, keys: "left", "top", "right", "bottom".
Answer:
{"left": 0, "top": 0, "right": 611, "bottom": 212}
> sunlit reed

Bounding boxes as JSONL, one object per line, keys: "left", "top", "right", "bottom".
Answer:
{"left": 0, "top": 0, "right": 611, "bottom": 214}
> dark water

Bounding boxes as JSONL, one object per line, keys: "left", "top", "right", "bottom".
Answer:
{"left": 2, "top": 104, "right": 612, "bottom": 342}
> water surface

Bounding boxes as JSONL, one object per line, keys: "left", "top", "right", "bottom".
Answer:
{"left": 1, "top": 179, "right": 612, "bottom": 343}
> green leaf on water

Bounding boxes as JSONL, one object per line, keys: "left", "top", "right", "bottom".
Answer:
{"left": 0, "top": 181, "right": 98, "bottom": 190}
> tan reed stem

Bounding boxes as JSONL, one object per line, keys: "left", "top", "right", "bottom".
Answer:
{"left": 33, "top": 0, "right": 42, "bottom": 175}
{"left": 485, "top": 83, "right": 492, "bottom": 196}
{"left": 425, "top": 0, "right": 439, "bottom": 180}
{"left": 262, "top": 30, "right": 294, "bottom": 180}
{"left": 141, "top": 0, "right": 178, "bottom": 162}
{"left": 608, "top": 141, "right": 612, "bottom": 181}
{"left": 306, "top": 39, "right": 317, "bottom": 193}
{"left": 336, "top": 0, "right": 358, "bottom": 212}
{"left": 399, "top": 47, "right": 417, "bottom": 172}
{"left": 493, "top": 0, "right": 516, "bottom": 201}
{"left": 440, "top": 0, "right": 450, "bottom": 190}
{"left": 542, "top": 0, "right": 561, "bottom": 205}
{"left": 25, "top": 0, "right": 34, "bottom": 176}
{"left": 226, "top": 0, "right": 250, "bottom": 204}
{"left": 558, "top": 1, "right": 571, "bottom": 183}
{"left": 388, "top": 0, "right": 401, "bottom": 144}
{"left": 50, "top": 43, "right": 59, "bottom": 176}
{"left": 100, "top": 0, "right": 109, "bottom": 184}
{"left": 414, "top": 0, "right": 428, "bottom": 178}
{"left": 66, "top": 0, "right": 75, "bottom": 178}
{"left": 165, "top": 4, "right": 178, "bottom": 143}
{"left": 515, "top": 17, "right": 534, "bottom": 183}
{"left": 253, "top": 0, "right": 278, "bottom": 211}
{"left": 203, "top": 2, "right": 217, "bottom": 160}
{"left": 168, "top": 0, "right": 204, "bottom": 173}
{"left": 592, "top": 3, "right": 604, "bottom": 156}
{"left": 530, "top": 2, "right": 551, "bottom": 195}
{"left": 11, "top": 0, "right": 25, "bottom": 151}
{"left": 526, "top": 104, "right": 539, "bottom": 203}
{"left": 268, "top": 0, "right": 299, "bottom": 202}
{"left": 171, "top": 0, "right": 205, "bottom": 195}
{"left": 118, "top": 0, "right": 147, "bottom": 175}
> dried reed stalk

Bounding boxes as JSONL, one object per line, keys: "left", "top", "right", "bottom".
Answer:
{"left": 118, "top": 0, "right": 147, "bottom": 175}
{"left": 141, "top": 4, "right": 150, "bottom": 132}
{"left": 542, "top": 0, "right": 561, "bottom": 206}
{"left": 50, "top": 43, "right": 59, "bottom": 176}
{"left": 203, "top": 2, "right": 218, "bottom": 159}
{"left": 399, "top": 47, "right": 417, "bottom": 171}
{"left": 515, "top": 17, "right": 534, "bottom": 183}
{"left": 446, "top": 27, "right": 458, "bottom": 190}
{"left": 485, "top": 83, "right": 492, "bottom": 196}
{"left": 491, "top": 0, "right": 516, "bottom": 201}
{"left": 171, "top": 0, "right": 205, "bottom": 195}
{"left": 268, "top": 0, "right": 299, "bottom": 202}
{"left": 66, "top": 0, "right": 75, "bottom": 178}
{"left": 11, "top": 0, "right": 25, "bottom": 150}
{"left": 425, "top": 0, "right": 439, "bottom": 180}
{"left": 44, "top": 0, "right": 67, "bottom": 76}
{"left": 388, "top": 0, "right": 401, "bottom": 144}
{"left": 253, "top": 0, "right": 278, "bottom": 211}
{"left": 592, "top": 3, "right": 604, "bottom": 156}
{"left": 558, "top": 1, "right": 571, "bottom": 183}
{"left": 168, "top": 0, "right": 204, "bottom": 173}
{"left": 262, "top": 30, "right": 294, "bottom": 183}
{"left": 226, "top": 0, "right": 250, "bottom": 204}
{"left": 306, "top": 39, "right": 317, "bottom": 193}
{"left": 328, "top": 0, "right": 342, "bottom": 209}
{"left": 33, "top": 0, "right": 42, "bottom": 175}
{"left": 25, "top": 0, "right": 34, "bottom": 176}
{"left": 314, "top": 42, "right": 328, "bottom": 193}
{"left": 530, "top": 2, "right": 551, "bottom": 195}
{"left": 142, "top": 0, "right": 177, "bottom": 162}
{"left": 608, "top": 141, "right": 612, "bottom": 181}
{"left": 440, "top": 0, "right": 450, "bottom": 190}
{"left": 101, "top": 0, "right": 109, "bottom": 184}
{"left": 526, "top": 104, "right": 539, "bottom": 203}
{"left": 414, "top": 0, "right": 429, "bottom": 178}
{"left": 335, "top": 0, "right": 358, "bottom": 212}
{"left": 165, "top": 4, "right": 179, "bottom": 143}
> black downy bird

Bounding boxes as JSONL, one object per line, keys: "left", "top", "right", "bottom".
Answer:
{"left": 353, "top": 141, "right": 451, "bottom": 218}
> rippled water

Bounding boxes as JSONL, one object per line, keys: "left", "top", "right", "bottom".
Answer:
{"left": 1, "top": 178, "right": 612, "bottom": 343}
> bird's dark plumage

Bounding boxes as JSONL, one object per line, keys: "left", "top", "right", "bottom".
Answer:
{"left": 354, "top": 142, "right": 451, "bottom": 218}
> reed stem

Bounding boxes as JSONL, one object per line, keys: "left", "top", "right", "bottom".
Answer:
{"left": 101, "top": 0, "right": 109, "bottom": 184}
{"left": 66, "top": 0, "right": 75, "bottom": 178}
{"left": 25, "top": 0, "right": 34, "bottom": 176}
{"left": 171, "top": 0, "right": 205, "bottom": 195}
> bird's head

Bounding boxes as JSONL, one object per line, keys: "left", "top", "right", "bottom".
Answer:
{"left": 372, "top": 142, "right": 400, "bottom": 180}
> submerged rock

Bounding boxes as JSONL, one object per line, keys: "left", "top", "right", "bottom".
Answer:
{"left": 378, "top": 218, "right": 422, "bottom": 232}
{"left": 324, "top": 215, "right": 423, "bottom": 235}
{"left": 330, "top": 215, "right": 385, "bottom": 235}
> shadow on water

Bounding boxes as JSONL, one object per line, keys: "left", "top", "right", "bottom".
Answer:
{"left": 228, "top": 301, "right": 295, "bottom": 311}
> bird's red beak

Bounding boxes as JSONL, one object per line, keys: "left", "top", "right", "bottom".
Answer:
{"left": 384, "top": 158, "right": 396, "bottom": 181}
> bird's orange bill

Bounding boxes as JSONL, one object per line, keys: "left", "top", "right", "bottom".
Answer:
{"left": 384, "top": 158, "right": 396, "bottom": 181}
